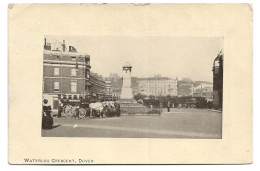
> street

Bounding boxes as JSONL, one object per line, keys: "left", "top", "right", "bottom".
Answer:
{"left": 42, "top": 108, "right": 222, "bottom": 139}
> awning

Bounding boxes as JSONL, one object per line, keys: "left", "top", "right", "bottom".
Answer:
{"left": 68, "top": 100, "right": 81, "bottom": 102}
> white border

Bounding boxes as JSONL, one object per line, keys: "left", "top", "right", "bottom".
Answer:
{"left": 2, "top": 0, "right": 260, "bottom": 170}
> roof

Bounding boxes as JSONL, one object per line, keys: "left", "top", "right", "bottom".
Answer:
{"left": 139, "top": 77, "right": 176, "bottom": 81}
{"left": 214, "top": 50, "right": 223, "bottom": 62}
{"left": 44, "top": 50, "right": 90, "bottom": 58}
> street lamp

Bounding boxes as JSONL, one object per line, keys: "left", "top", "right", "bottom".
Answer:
{"left": 159, "top": 93, "right": 162, "bottom": 116}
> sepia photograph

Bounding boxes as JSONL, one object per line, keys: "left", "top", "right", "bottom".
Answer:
{"left": 42, "top": 36, "right": 223, "bottom": 138}
{"left": 8, "top": 3, "right": 252, "bottom": 164}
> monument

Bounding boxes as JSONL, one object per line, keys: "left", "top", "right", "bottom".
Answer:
{"left": 120, "top": 62, "right": 134, "bottom": 100}
{"left": 119, "top": 62, "right": 152, "bottom": 114}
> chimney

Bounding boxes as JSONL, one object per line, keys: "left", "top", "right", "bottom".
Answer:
{"left": 69, "top": 46, "right": 72, "bottom": 52}
{"left": 44, "top": 38, "right": 51, "bottom": 50}
{"left": 62, "top": 40, "right": 66, "bottom": 52}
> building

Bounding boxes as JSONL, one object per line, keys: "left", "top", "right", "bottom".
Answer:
{"left": 43, "top": 38, "right": 91, "bottom": 109}
{"left": 212, "top": 51, "right": 224, "bottom": 110}
{"left": 88, "top": 72, "right": 106, "bottom": 98}
{"left": 105, "top": 80, "right": 112, "bottom": 94}
{"left": 138, "top": 76, "right": 178, "bottom": 96}
{"left": 193, "top": 83, "right": 213, "bottom": 102}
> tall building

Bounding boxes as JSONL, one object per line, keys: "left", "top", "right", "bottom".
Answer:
{"left": 43, "top": 38, "right": 91, "bottom": 109}
{"left": 212, "top": 50, "right": 224, "bottom": 110}
{"left": 138, "top": 76, "right": 178, "bottom": 96}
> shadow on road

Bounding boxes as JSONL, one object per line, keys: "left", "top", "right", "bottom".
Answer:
{"left": 52, "top": 124, "right": 61, "bottom": 129}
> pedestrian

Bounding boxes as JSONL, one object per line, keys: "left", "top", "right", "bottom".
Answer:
{"left": 107, "top": 103, "right": 112, "bottom": 117}
{"left": 167, "top": 101, "right": 171, "bottom": 112}
{"left": 115, "top": 103, "right": 120, "bottom": 117}
{"left": 75, "top": 105, "right": 80, "bottom": 120}
{"left": 57, "top": 102, "right": 63, "bottom": 118}
{"left": 42, "top": 99, "right": 53, "bottom": 129}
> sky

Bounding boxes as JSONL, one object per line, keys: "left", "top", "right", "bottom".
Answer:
{"left": 45, "top": 36, "right": 223, "bottom": 82}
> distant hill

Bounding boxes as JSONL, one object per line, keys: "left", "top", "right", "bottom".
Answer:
{"left": 177, "top": 80, "right": 193, "bottom": 96}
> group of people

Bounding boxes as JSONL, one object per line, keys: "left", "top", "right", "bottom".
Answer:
{"left": 101, "top": 102, "right": 120, "bottom": 118}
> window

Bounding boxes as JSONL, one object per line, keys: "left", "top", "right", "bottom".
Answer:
{"left": 54, "top": 82, "right": 59, "bottom": 92}
{"left": 71, "top": 68, "right": 77, "bottom": 76}
{"left": 214, "top": 60, "right": 220, "bottom": 67}
{"left": 86, "top": 70, "right": 90, "bottom": 78}
{"left": 71, "top": 81, "right": 77, "bottom": 93}
{"left": 54, "top": 68, "right": 59, "bottom": 76}
{"left": 54, "top": 55, "right": 60, "bottom": 60}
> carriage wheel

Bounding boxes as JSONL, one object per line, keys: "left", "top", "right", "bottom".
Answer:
{"left": 65, "top": 106, "right": 72, "bottom": 115}
{"left": 79, "top": 108, "right": 86, "bottom": 118}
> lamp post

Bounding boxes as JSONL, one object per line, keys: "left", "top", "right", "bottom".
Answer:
{"left": 159, "top": 93, "right": 162, "bottom": 116}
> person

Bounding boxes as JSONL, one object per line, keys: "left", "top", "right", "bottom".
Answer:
{"left": 57, "top": 102, "right": 63, "bottom": 118}
{"left": 115, "top": 103, "right": 120, "bottom": 117}
{"left": 167, "top": 101, "right": 171, "bottom": 112}
{"left": 42, "top": 99, "right": 53, "bottom": 129}
{"left": 107, "top": 103, "right": 112, "bottom": 117}
{"left": 62, "top": 104, "right": 67, "bottom": 118}
{"left": 74, "top": 105, "right": 80, "bottom": 120}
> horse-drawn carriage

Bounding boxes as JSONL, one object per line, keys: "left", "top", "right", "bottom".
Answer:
{"left": 61, "top": 100, "right": 120, "bottom": 118}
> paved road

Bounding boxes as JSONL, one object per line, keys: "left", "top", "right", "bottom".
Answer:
{"left": 42, "top": 108, "right": 222, "bottom": 139}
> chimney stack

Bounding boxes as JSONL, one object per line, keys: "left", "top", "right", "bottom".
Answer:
{"left": 62, "top": 40, "right": 66, "bottom": 52}
{"left": 44, "top": 38, "right": 51, "bottom": 50}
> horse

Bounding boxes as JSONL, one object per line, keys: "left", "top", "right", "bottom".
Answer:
{"left": 89, "top": 101, "right": 119, "bottom": 118}
{"left": 89, "top": 102, "right": 104, "bottom": 118}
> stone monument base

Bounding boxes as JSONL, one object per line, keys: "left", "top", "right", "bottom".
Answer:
{"left": 118, "top": 98, "right": 137, "bottom": 104}
{"left": 120, "top": 87, "right": 133, "bottom": 99}
{"left": 119, "top": 102, "right": 149, "bottom": 114}
{"left": 119, "top": 99, "right": 160, "bottom": 115}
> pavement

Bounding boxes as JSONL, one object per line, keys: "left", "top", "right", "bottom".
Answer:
{"left": 42, "top": 108, "right": 222, "bottom": 139}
